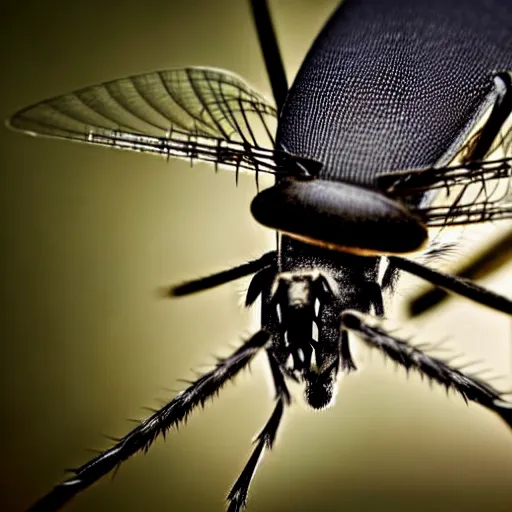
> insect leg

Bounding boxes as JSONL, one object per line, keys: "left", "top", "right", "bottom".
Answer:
{"left": 389, "top": 256, "right": 512, "bottom": 316}
{"left": 168, "top": 251, "right": 276, "bottom": 297}
{"left": 341, "top": 311, "right": 512, "bottom": 430}
{"left": 226, "top": 351, "right": 290, "bottom": 512}
{"left": 462, "top": 72, "right": 512, "bottom": 163}
{"left": 407, "top": 228, "right": 512, "bottom": 317}
{"left": 25, "top": 331, "right": 270, "bottom": 512}
{"left": 249, "top": 0, "right": 288, "bottom": 113}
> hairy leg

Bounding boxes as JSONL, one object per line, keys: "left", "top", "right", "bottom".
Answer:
{"left": 341, "top": 311, "right": 512, "bottom": 429}
{"left": 27, "top": 331, "right": 270, "bottom": 512}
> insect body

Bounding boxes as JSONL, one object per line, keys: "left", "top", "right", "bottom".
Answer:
{"left": 7, "top": 0, "right": 512, "bottom": 510}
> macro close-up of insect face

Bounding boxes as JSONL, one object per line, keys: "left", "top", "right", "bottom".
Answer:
{"left": 1, "top": 1, "right": 512, "bottom": 511}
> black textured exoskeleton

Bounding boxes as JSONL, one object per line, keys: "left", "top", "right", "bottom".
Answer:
{"left": 7, "top": 0, "right": 512, "bottom": 510}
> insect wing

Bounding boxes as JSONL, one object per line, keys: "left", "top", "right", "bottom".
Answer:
{"left": 379, "top": 158, "right": 512, "bottom": 227}
{"left": 8, "top": 67, "right": 280, "bottom": 175}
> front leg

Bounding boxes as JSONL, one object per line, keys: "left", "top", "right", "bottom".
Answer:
{"left": 389, "top": 256, "right": 512, "bottom": 316}
{"left": 25, "top": 331, "right": 270, "bottom": 512}
{"left": 341, "top": 311, "right": 512, "bottom": 430}
{"left": 406, "top": 228, "right": 512, "bottom": 317}
{"left": 226, "top": 351, "right": 291, "bottom": 512}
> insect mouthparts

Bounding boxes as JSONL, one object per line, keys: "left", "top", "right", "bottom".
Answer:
{"left": 270, "top": 270, "right": 338, "bottom": 374}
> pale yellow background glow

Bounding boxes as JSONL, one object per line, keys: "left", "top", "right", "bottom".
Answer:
{"left": 0, "top": 1, "right": 511, "bottom": 511}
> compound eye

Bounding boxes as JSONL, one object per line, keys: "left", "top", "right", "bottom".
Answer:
{"left": 251, "top": 178, "right": 428, "bottom": 255}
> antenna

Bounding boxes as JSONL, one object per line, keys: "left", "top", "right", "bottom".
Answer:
{"left": 249, "top": 0, "right": 288, "bottom": 113}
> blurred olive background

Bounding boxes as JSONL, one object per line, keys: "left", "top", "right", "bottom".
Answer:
{"left": 1, "top": 1, "right": 512, "bottom": 511}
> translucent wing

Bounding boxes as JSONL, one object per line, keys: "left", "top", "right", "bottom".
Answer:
{"left": 8, "top": 67, "right": 282, "bottom": 175}
{"left": 378, "top": 157, "right": 512, "bottom": 226}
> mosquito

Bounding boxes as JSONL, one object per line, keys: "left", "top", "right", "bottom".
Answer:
{"left": 7, "top": 0, "right": 512, "bottom": 511}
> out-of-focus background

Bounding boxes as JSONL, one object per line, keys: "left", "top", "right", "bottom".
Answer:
{"left": 1, "top": 1, "right": 511, "bottom": 511}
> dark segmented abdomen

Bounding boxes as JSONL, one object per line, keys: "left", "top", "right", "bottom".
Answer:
{"left": 277, "top": 0, "right": 512, "bottom": 185}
